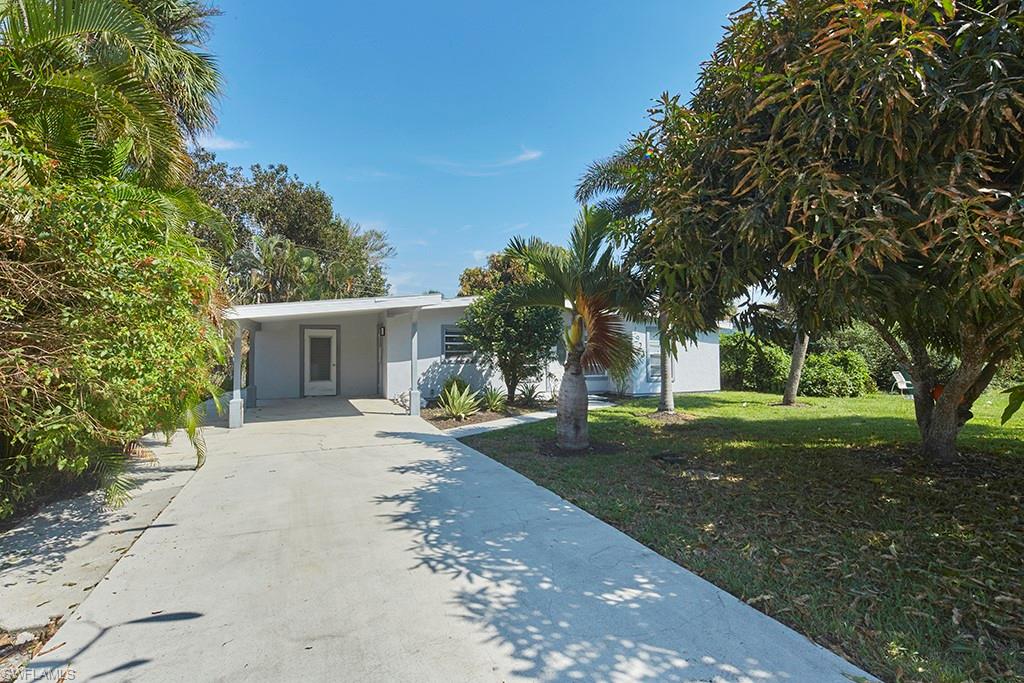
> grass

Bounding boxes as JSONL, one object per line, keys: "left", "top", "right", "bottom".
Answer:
{"left": 463, "top": 391, "right": 1024, "bottom": 683}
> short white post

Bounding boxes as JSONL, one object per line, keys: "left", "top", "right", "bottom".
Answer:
{"left": 229, "top": 327, "right": 244, "bottom": 428}
{"left": 408, "top": 308, "right": 420, "bottom": 416}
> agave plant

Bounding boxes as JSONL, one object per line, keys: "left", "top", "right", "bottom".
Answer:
{"left": 517, "top": 383, "right": 542, "bottom": 407}
{"left": 481, "top": 386, "right": 507, "bottom": 413}
{"left": 437, "top": 383, "right": 480, "bottom": 421}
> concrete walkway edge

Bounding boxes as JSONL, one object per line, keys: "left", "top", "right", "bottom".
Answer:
{"left": 444, "top": 396, "right": 614, "bottom": 438}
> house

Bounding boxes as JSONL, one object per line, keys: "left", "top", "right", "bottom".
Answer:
{"left": 223, "top": 293, "right": 721, "bottom": 427}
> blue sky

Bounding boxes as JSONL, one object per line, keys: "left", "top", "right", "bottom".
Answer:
{"left": 202, "top": 1, "right": 735, "bottom": 296}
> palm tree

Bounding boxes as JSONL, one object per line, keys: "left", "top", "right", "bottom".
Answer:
{"left": 577, "top": 143, "right": 679, "bottom": 413}
{"left": 507, "top": 206, "right": 643, "bottom": 450}
{"left": 0, "top": 0, "right": 220, "bottom": 186}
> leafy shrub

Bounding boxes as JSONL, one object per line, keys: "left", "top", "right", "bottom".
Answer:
{"left": 482, "top": 387, "right": 507, "bottom": 413}
{"left": 459, "top": 289, "right": 562, "bottom": 402}
{"left": 800, "top": 351, "right": 873, "bottom": 397}
{"left": 720, "top": 333, "right": 790, "bottom": 393}
{"left": 442, "top": 375, "right": 472, "bottom": 396}
{"left": 815, "top": 322, "right": 904, "bottom": 390}
{"left": 518, "top": 383, "right": 542, "bottom": 406}
{"left": 992, "top": 353, "right": 1024, "bottom": 392}
{"left": 437, "top": 383, "right": 480, "bottom": 421}
{"left": 0, "top": 181, "right": 227, "bottom": 520}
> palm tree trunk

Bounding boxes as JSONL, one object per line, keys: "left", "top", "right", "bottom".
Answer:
{"left": 557, "top": 349, "right": 590, "bottom": 450}
{"left": 657, "top": 310, "right": 675, "bottom": 413}
{"left": 782, "top": 331, "right": 809, "bottom": 405}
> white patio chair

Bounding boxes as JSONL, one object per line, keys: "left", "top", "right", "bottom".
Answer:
{"left": 890, "top": 371, "right": 914, "bottom": 399}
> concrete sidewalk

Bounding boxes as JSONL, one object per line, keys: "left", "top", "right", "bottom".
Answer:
{"left": 444, "top": 395, "right": 614, "bottom": 439}
{"left": 26, "top": 398, "right": 876, "bottom": 682}
{"left": 1, "top": 442, "right": 198, "bottom": 634}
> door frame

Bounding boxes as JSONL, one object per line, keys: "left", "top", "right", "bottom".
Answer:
{"left": 299, "top": 324, "right": 341, "bottom": 397}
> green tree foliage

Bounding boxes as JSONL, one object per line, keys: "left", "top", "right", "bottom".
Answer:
{"left": 459, "top": 289, "right": 562, "bottom": 404}
{"left": 723, "top": 333, "right": 873, "bottom": 397}
{"left": 0, "top": 0, "right": 229, "bottom": 519}
{"left": 816, "top": 321, "right": 907, "bottom": 391}
{"left": 506, "top": 207, "right": 643, "bottom": 450}
{"left": 0, "top": 179, "right": 227, "bottom": 519}
{"left": 458, "top": 252, "right": 533, "bottom": 296}
{"left": 189, "top": 151, "right": 394, "bottom": 301}
{"left": 0, "top": 0, "right": 219, "bottom": 185}
{"left": 584, "top": 0, "right": 1024, "bottom": 461}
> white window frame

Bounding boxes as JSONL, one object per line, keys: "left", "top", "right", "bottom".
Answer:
{"left": 442, "top": 325, "right": 473, "bottom": 361}
{"left": 646, "top": 325, "right": 662, "bottom": 382}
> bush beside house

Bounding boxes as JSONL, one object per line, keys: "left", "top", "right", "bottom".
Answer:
{"left": 722, "top": 333, "right": 874, "bottom": 398}
{"left": 800, "top": 351, "right": 873, "bottom": 398}
{"left": 720, "top": 334, "right": 790, "bottom": 393}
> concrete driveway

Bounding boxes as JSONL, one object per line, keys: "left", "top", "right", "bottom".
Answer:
{"left": 29, "top": 398, "right": 875, "bottom": 682}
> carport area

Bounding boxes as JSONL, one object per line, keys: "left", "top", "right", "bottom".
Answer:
{"left": 28, "top": 401, "right": 874, "bottom": 682}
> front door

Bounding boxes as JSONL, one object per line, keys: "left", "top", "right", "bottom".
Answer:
{"left": 304, "top": 329, "right": 337, "bottom": 396}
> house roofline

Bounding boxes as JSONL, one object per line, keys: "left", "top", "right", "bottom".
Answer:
{"left": 225, "top": 293, "right": 445, "bottom": 322}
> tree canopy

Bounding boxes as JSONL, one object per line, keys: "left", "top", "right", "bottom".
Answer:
{"left": 457, "top": 255, "right": 562, "bottom": 403}
{"left": 189, "top": 151, "right": 395, "bottom": 302}
{"left": 1, "top": 0, "right": 229, "bottom": 518}
{"left": 583, "top": 0, "right": 1024, "bottom": 461}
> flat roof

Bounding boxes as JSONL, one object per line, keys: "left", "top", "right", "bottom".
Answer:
{"left": 225, "top": 293, "right": 479, "bottom": 322}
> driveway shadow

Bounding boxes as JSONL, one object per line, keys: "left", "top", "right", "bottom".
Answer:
{"left": 370, "top": 431, "right": 866, "bottom": 682}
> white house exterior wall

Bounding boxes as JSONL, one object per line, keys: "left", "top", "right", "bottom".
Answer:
{"left": 384, "top": 308, "right": 504, "bottom": 401}
{"left": 247, "top": 301, "right": 721, "bottom": 404}
{"left": 626, "top": 328, "right": 721, "bottom": 396}
{"left": 253, "top": 312, "right": 380, "bottom": 400}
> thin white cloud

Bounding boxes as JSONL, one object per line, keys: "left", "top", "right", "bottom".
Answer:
{"left": 422, "top": 147, "right": 543, "bottom": 177}
{"left": 506, "top": 149, "right": 542, "bottom": 164}
{"left": 342, "top": 168, "right": 396, "bottom": 182}
{"left": 471, "top": 249, "right": 489, "bottom": 264}
{"left": 501, "top": 222, "right": 529, "bottom": 234}
{"left": 195, "top": 134, "right": 248, "bottom": 151}
{"left": 388, "top": 271, "right": 418, "bottom": 293}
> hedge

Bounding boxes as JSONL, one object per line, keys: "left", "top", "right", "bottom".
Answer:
{"left": 722, "top": 333, "right": 874, "bottom": 398}
{"left": 0, "top": 181, "right": 227, "bottom": 520}
{"left": 800, "top": 351, "right": 874, "bottom": 398}
{"left": 720, "top": 333, "right": 790, "bottom": 393}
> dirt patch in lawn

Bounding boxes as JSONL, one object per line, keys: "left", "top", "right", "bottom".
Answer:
{"left": 646, "top": 410, "right": 698, "bottom": 424}
{"left": 422, "top": 404, "right": 553, "bottom": 431}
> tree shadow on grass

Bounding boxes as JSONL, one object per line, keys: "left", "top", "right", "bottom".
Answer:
{"left": 479, "top": 410, "right": 1023, "bottom": 679}
{"left": 369, "top": 430, "right": 875, "bottom": 683}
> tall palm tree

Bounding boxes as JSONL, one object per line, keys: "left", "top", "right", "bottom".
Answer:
{"left": 508, "top": 206, "right": 644, "bottom": 450}
{"left": 577, "top": 143, "right": 680, "bottom": 413}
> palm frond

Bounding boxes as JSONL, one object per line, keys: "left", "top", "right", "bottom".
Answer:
{"left": 577, "top": 296, "right": 640, "bottom": 375}
{"left": 6, "top": 0, "right": 151, "bottom": 51}
{"left": 91, "top": 446, "right": 133, "bottom": 508}
{"left": 507, "top": 235, "right": 574, "bottom": 299}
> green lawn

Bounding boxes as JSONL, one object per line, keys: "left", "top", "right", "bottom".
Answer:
{"left": 463, "top": 391, "right": 1024, "bottom": 683}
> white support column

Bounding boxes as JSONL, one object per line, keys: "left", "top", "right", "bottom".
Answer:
{"left": 245, "top": 326, "right": 257, "bottom": 408}
{"left": 229, "top": 326, "right": 244, "bottom": 428}
{"left": 408, "top": 308, "right": 420, "bottom": 415}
